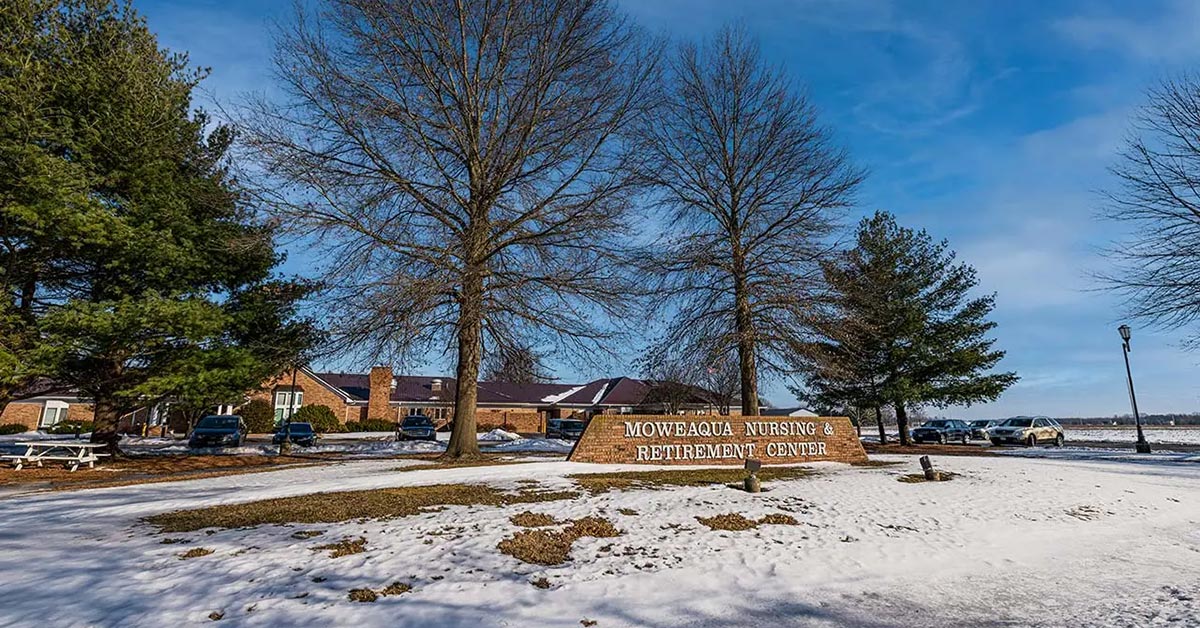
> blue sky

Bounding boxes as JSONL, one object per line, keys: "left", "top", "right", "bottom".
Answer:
{"left": 137, "top": 0, "right": 1200, "bottom": 418}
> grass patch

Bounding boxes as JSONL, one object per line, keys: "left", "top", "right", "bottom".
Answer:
{"left": 617, "top": 508, "right": 638, "bottom": 516}
{"left": 498, "top": 516, "right": 621, "bottom": 565}
{"left": 510, "top": 511, "right": 562, "bottom": 527}
{"left": 179, "top": 547, "right": 214, "bottom": 559}
{"left": 393, "top": 457, "right": 535, "bottom": 472}
{"left": 531, "top": 577, "right": 551, "bottom": 589}
{"left": 291, "top": 530, "right": 324, "bottom": 539}
{"left": 313, "top": 537, "right": 367, "bottom": 558}
{"left": 568, "top": 467, "right": 813, "bottom": 494}
{"left": 348, "top": 589, "right": 377, "bottom": 603}
{"left": 695, "top": 513, "right": 800, "bottom": 531}
{"left": 380, "top": 581, "right": 412, "bottom": 596}
{"left": 146, "top": 484, "right": 581, "bottom": 532}
{"left": 850, "top": 459, "right": 904, "bottom": 467}
{"left": 897, "top": 471, "right": 958, "bottom": 483}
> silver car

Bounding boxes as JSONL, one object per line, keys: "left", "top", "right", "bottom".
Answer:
{"left": 989, "top": 416, "right": 1065, "bottom": 447}
{"left": 967, "top": 419, "right": 1000, "bottom": 441}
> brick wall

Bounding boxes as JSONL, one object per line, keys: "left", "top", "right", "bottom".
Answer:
{"left": 475, "top": 409, "right": 543, "bottom": 433}
{"left": 568, "top": 414, "right": 867, "bottom": 465}
{"left": 249, "top": 370, "right": 360, "bottom": 423}
{"left": 368, "top": 366, "right": 393, "bottom": 420}
{"left": 0, "top": 403, "right": 42, "bottom": 429}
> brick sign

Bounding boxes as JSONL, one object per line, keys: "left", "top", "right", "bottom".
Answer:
{"left": 567, "top": 414, "right": 868, "bottom": 465}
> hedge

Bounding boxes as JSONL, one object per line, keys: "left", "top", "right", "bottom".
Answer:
{"left": 239, "top": 399, "right": 276, "bottom": 433}
{"left": 0, "top": 423, "right": 29, "bottom": 435}
{"left": 344, "top": 418, "right": 397, "bottom": 432}
{"left": 291, "top": 404, "right": 342, "bottom": 433}
{"left": 47, "top": 421, "right": 92, "bottom": 435}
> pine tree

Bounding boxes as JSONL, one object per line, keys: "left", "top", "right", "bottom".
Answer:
{"left": 797, "top": 212, "right": 1017, "bottom": 446}
{"left": 0, "top": 0, "right": 316, "bottom": 451}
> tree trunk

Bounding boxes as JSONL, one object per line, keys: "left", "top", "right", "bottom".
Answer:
{"left": 894, "top": 400, "right": 911, "bottom": 446}
{"left": 445, "top": 269, "right": 484, "bottom": 459}
{"left": 89, "top": 393, "right": 123, "bottom": 455}
{"left": 875, "top": 405, "right": 887, "bottom": 445}
{"left": 733, "top": 271, "right": 759, "bottom": 416}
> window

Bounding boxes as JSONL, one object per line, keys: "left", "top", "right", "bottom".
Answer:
{"left": 40, "top": 401, "right": 69, "bottom": 428}
{"left": 274, "top": 390, "right": 303, "bottom": 422}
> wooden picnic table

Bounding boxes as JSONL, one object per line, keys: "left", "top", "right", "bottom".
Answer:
{"left": 2, "top": 441, "right": 109, "bottom": 472}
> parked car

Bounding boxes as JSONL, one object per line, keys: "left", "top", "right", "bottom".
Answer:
{"left": 911, "top": 419, "right": 972, "bottom": 444}
{"left": 397, "top": 415, "right": 437, "bottom": 441}
{"left": 273, "top": 422, "right": 318, "bottom": 447}
{"left": 967, "top": 419, "right": 1000, "bottom": 440}
{"left": 188, "top": 415, "right": 247, "bottom": 449}
{"left": 546, "top": 418, "right": 586, "bottom": 440}
{"left": 990, "top": 416, "right": 1065, "bottom": 447}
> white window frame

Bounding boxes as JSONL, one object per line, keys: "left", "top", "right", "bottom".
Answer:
{"left": 274, "top": 390, "right": 304, "bottom": 422}
{"left": 40, "top": 401, "right": 70, "bottom": 428}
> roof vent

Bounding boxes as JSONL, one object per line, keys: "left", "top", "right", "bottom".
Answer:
{"left": 431, "top": 378, "right": 443, "bottom": 393}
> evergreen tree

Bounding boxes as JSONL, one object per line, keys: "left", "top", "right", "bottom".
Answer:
{"left": 0, "top": 0, "right": 316, "bottom": 451}
{"left": 797, "top": 212, "right": 1017, "bottom": 445}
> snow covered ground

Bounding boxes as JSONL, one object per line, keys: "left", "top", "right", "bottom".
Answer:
{"left": 1069, "top": 427, "right": 1200, "bottom": 445}
{"left": 0, "top": 452, "right": 1197, "bottom": 627}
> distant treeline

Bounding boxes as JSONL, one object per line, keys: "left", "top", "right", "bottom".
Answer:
{"left": 1054, "top": 414, "right": 1200, "bottom": 426}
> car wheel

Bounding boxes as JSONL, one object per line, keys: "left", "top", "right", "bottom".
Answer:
{"left": 1026, "top": 435, "right": 1038, "bottom": 447}
{"left": 1055, "top": 434, "right": 1064, "bottom": 447}
{"left": 937, "top": 433, "right": 945, "bottom": 445}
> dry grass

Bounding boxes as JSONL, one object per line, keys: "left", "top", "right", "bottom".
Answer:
{"left": 0, "top": 455, "right": 315, "bottom": 492}
{"left": 498, "top": 516, "right": 622, "bottom": 565}
{"left": 146, "top": 484, "right": 581, "bottom": 532}
{"left": 696, "top": 513, "right": 800, "bottom": 531}
{"left": 510, "top": 511, "right": 562, "bottom": 527}
{"left": 348, "top": 588, "right": 378, "bottom": 603}
{"left": 179, "top": 547, "right": 214, "bottom": 559}
{"left": 568, "top": 467, "right": 813, "bottom": 494}
{"left": 850, "top": 459, "right": 903, "bottom": 467}
{"left": 380, "top": 581, "right": 412, "bottom": 596}
{"left": 291, "top": 530, "right": 324, "bottom": 539}
{"left": 313, "top": 537, "right": 367, "bottom": 558}
{"left": 531, "top": 577, "right": 552, "bottom": 589}
{"left": 393, "top": 457, "right": 538, "bottom": 472}
{"left": 897, "top": 471, "right": 958, "bottom": 483}
{"left": 617, "top": 508, "right": 638, "bottom": 516}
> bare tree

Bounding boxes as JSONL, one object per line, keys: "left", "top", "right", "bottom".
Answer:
{"left": 241, "top": 0, "right": 658, "bottom": 457}
{"left": 1104, "top": 75, "right": 1200, "bottom": 348}
{"left": 481, "top": 344, "right": 553, "bottom": 383}
{"left": 636, "top": 25, "right": 864, "bottom": 416}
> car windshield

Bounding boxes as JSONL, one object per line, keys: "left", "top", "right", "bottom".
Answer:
{"left": 288, "top": 423, "right": 314, "bottom": 433}
{"left": 197, "top": 416, "right": 239, "bottom": 429}
{"left": 969, "top": 420, "right": 992, "bottom": 427}
{"left": 560, "top": 420, "right": 585, "bottom": 429}
{"left": 923, "top": 420, "right": 949, "bottom": 428}
{"left": 1002, "top": 418, "right": 1033, "bottom": 427}
{"left": 402, "top": 417, "right": 433, "bottom": 427}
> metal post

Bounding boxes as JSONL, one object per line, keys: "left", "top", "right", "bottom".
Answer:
{"left": 1121, "top": 336, "right": 1151, "bottom": 454}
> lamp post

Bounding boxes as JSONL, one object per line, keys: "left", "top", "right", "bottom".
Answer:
{"left": 1118, "top": 325, "right": 1151, "bottom": 454}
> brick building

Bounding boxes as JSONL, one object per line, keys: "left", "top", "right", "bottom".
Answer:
{"left": 248, "top": 366, "right": 731, "bottom": 433}
{"left": 1, "top": 366, "right": 735, "bottom": 434}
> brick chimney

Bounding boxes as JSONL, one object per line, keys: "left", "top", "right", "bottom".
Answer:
{"left": 368, "top": 366, "right": 394, "bottom": 420}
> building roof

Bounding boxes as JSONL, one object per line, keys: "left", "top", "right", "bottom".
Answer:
{"left": 306, "top": 371, "right": 716, "bottom": 408}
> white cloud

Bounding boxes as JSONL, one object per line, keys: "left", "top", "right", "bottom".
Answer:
{"left": 1053, "top": 0, "right": 1200, "bottom": 62}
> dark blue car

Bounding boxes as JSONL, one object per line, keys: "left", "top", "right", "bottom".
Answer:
{"left": 273, "top": 422, "right": 318, "bottom": 447}
{"left": 911, "top": 419, "right": 972, "bottom": 445}
{"left": 188, "top": 415, "right": 247, "bottom": 449}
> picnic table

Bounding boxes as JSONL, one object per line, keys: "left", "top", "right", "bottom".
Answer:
{"left": 2, "top": 442, "right": 109, "bottom": 472}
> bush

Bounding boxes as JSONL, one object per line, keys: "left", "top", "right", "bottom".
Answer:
{"left": 0, "top": 423, "right": 29, "bottom": 435}
{"left": 292, "top": 404, "right": 342, "bottom": 433}
{"left": 239, "top": 399, "right": 276, "bottom": 433}
{"left": 476, "top": 422, "right": 502, "bottom": 433}
{"left": 47, "top": 421, "right": 92, "bottom": 434}
{"left": 344, "top": 418, "right": 396, "bottom": 432}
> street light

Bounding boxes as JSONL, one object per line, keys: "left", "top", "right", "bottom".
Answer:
{"left": 1118, "top": 325, "right": 1151, "bottom": 454}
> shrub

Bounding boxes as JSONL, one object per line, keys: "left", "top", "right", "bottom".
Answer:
{"left": 476, "top": 422, "right": 502, "bottom": 432}
{"left": 0, "top": 423, "right": 29, "bottom": 435}
{"left": 47, "top": 421, "right": 92, "bottom": 435}
{"left": 344, "top": 418, "right": 396, "bottom": 432}
{"left": 292, "top": 404, "right": 342, "bottom": 433}
{"left": 239, "top": 399, "right": 276, "bottom": 433}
